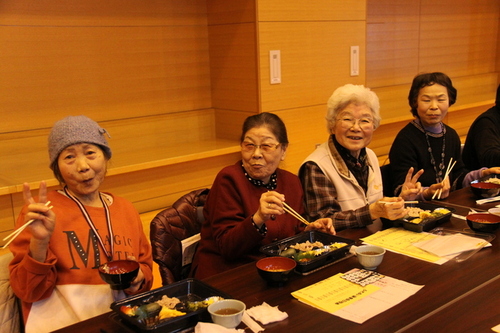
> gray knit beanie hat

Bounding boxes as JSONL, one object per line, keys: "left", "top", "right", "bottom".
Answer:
{"left": 48, "top": 115, "right": 112, "bottom": 168}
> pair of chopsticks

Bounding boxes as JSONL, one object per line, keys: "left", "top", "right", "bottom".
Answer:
{"left": 379, "top": 200, "right": 419, "bottom": 204}
{"left": 432, "top": 158, "right": 457, "bottom": 200}
{"left": 282, "top": 202, "right": 309, "bottom": 226}
{"left": 2, "top": 201, "right": 52, "bottom": 249}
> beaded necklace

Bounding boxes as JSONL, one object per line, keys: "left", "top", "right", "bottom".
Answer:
{"left": 420, "top": 121, "right": 446, "bottom": 183}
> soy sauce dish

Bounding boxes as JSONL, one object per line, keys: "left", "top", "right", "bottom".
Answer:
{"left": 466, "top": 213, "right": 500, "bottom": 233}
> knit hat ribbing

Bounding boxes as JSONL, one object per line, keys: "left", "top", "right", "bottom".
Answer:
{"left": 48, "top": 115, "right": 112, "bottom": 168}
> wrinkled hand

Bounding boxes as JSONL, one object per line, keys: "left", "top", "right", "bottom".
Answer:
{"left": 400, "top": 167, "right": 424, "bottom": 201}
{"left": 253, "top": 191, "right": 285, "bottom": 226}
{"left": 425, "top": 177, "right": 450, "bottom": 200}
{"left": 482, "top": 167, "right": 500, "bottom": 177}
{"left": 124, "top": 256, "right": 145, "bottom": 294}
{"left": 305, "top": 218, "right": 336, "bottom": 235}
{"left": 23, "top": 181, "right": 56, "bottom": 242}
{"left": 369, "top": 197, "right": 407, "bottom": 220}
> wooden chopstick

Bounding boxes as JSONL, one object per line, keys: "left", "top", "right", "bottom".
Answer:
{"left": 282, "top": 202, "right": 309, "bottom": 226}
{"left": 380, "top": 200, "right": 419, "bottom": 204}
{"left": 2, "top": 201, "right": 52, "bottom": 249}
{"left": 432, "top": 158, "right": 457, "bottom": 200}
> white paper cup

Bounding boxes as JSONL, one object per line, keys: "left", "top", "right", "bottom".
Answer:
{"left": 208, "top": 299, "right": 246, "bottom": 329}
{"left": 354, "top": 245, "right": 385, "bottom": 270}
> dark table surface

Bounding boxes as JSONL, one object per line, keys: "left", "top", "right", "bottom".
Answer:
{"left": 52, "top": 187, "right": 500, "bottom": 333}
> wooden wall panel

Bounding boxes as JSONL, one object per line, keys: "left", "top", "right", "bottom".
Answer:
{"left": 366, "top": 1, "right": 420, "bottom": 88}
{"left": 257, "top": 0, "right": 365, "bottom": 21}
{"left": 207, "top": 0, "right": 255, "bottom": 25}
{"left": 274, "top": 105, "right": 330, "bottom": 174}
{"left": 367, "top": 0, "right": 499, "bottom": 127}
{"left": 0, "top": 196, "right": 14, "bottom": 247}
{"left": 419, "top": 0, "right": 499, "bottom": 77}
{"left": 208, "top": 23, "right": 259, "bottom": 112}
{"left": 0, "top": 0, "right": 207, "bottom": 26}
{"left": 259, "top": 21, "right": 366, "bottom": 112}
{"left": 214, "top": 109, "right": 253, "bottom": 141}
{"left": 0, "top": 24, "right": 211, "bottom": 133}
{"left": 0, "top": 1, "right": 211, "bottom": 134}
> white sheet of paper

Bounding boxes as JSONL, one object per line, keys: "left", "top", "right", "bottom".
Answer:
{"left": 332, "top": 270, "right": 424, "bottom": 324}
{"left": 413, "top": 233, "right": 491, "bottom": 257}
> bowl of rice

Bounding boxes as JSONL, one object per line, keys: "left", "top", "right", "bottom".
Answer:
{"left": 98, "top": 259, "right": 140, "bottom": 290}
{"left": 470, "top": 175, "right": 500, "bottom": 198}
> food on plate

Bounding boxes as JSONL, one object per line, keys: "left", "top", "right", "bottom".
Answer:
{"left": 405, "top": 207, "right": 451, "bottom": 224}
{"left": 159, "top": 307, "right": 186, "bottom": 320}
{"left": 186, "top": 296, "right": 224, "bottom": 311}
{"left": 119, "top": 294, "right": 224, "bottom": 327}
{"left": 279, "top": 240, "right": 348, "bottom": 262}
{"left": 156, "top": 295, "right": 181, "bottom": 309}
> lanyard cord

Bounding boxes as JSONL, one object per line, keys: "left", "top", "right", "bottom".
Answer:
{"left": 63, "top": 186, "right": 114, "bottom": 261}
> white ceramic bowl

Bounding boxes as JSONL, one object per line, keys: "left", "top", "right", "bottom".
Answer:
{"left": 355, "top": 245, "right": 386, "bottom": 271}
{"left": 207, "top": 299, "right": 245, "bottom": 329}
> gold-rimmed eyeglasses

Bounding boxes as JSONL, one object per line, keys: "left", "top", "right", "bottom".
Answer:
{"left": 241, "top": 142, "right": 281, "bottom": 153}
{"left": 337, "top": 116, "right": 374, "bottom": 130}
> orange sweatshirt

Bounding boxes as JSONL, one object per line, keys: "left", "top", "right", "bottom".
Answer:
{"left": 9, "top": 190, "right": 153, "bottom": 333}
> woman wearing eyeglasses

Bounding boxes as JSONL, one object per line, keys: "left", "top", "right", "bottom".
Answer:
{"left": 299, "top": 84, "right": 423, "bottom": 232}
{"left": 191, "top": 112, "right": 334, "bottom": 279}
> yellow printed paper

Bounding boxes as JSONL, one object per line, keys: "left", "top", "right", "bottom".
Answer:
{"left": 361, "top": 228, "right": 443, "bottom": 263}
{"left": 291, "top": 273, "right": 380, "bottom": 313}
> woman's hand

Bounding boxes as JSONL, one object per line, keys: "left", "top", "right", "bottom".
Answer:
{"left": 253, "top": 191, "right": 285, "bottom": 226}
{"left": 481, "top": 167, "right": 500, "bottom": 177}
{"left": 423, "top": 176, "right": 451, "bottom": 200}
{"left": 23, "top": 181, "right": 56, "bottom": 262}
{"left": 124, "top": 256, "right": 145, "bottom": 294}
{"left": 305, "top": 218, "right": 335, "bottom": 235}
{"left": 400, "top": 167, "right": 424, "bottom": 201}
{"left": 369, "top": 197, "right": 407, "bottom": 220}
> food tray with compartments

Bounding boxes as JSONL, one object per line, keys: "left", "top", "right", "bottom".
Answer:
{"left": 259, "top": 231, "right": 355, "bottom": 274}
{"left": 389, "top": 202, "right": 455, "bottom": 232}
{"left": 110, "top": 278, "right": 231, "bottom": 332}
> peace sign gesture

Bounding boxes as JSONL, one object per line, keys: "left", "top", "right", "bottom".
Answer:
{"left": 22, "top": 181, "right": 56, "bottom": 261}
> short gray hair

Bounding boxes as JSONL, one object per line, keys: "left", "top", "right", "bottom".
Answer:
{"left": 325, "top": 84, "right": 381, "bottom": 133}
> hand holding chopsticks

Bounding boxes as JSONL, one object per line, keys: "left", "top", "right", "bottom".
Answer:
{"left": 432, "top": 158, "right": 456, "bottom": 200}
{"left": 2, "top": 201, "right": 53, "bottom": 249}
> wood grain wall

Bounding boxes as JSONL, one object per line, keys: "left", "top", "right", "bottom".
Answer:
{"left": 367, "top": 0, "right": 499, "bottom": 133}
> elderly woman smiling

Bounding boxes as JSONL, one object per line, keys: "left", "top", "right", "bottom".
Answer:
{"left": 299, "top": 84, "right": 422, "bottom": 232}
{"left": 9, "top": 116, "right": 153, "bottom": 333}
{"left": 191, "top": 112, "right": 335, "bottom": 279}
